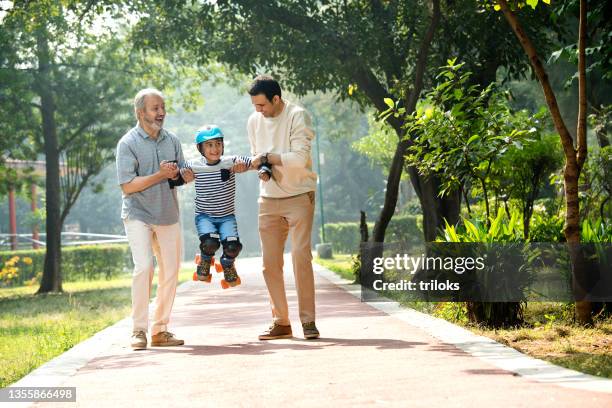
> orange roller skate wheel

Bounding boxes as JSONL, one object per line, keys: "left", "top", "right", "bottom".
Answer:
{"left": 220, "top": 277, "right": 241, "bottom": 289}
{"left": 215, "top": 263, "right": 224, "bottom": 273}
{"left": 195, "top": 253, "right": 201, "bottom": 264}
{"left": 192, "top": 272, "right": 198, "bottom": 281}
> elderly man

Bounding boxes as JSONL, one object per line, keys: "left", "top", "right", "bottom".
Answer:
{"left": 247, "top": 75, "right": 320, "bottom": 340}
{"left": 116, "top": 88, "right": 193, "bottom": 350}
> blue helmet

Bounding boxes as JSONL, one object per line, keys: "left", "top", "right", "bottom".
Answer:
{"left": 195, "top": 125, "right": 224, "bottom": 144}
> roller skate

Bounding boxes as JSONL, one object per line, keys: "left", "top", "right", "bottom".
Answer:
{"left": 193, "top": 253, "right": 213, "bottom": 283}
{"left": 219, "top": 262, "right": 241, "bottom": 289}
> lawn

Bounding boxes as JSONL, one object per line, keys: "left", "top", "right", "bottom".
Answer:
{"left": 314, "top": 255, "right": 612, "bottom": 379}
{"left": 0, "top": 267, "right": 193, "bottom": 388}
{"left": 314, "top": 253, "right": 356, "bottom": 282}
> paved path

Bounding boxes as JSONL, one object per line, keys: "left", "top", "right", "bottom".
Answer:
{"left": 11, "top": 256, "right": 612, "bottom": 407}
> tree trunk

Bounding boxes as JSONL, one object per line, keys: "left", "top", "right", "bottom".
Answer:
{"left": 407, "top": 166, "right": 461, "bottom": 241}
{"left": 498, "top": 0, "right": 590, "bottom": 324}
{"left": 372, "top": 0, "right": 444, "bottom": 243}
{"left": 35, "top": 31, "right": 63, "bottom": 294}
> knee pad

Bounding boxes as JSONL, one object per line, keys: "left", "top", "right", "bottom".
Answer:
{"left": 222, "top": 237, "right": 242, "bottom": 259}
{"left": 199, "top": 233, "right": 220, "bottom": 255}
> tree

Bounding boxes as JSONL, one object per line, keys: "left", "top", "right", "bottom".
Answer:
{"left": 498, "top": 132, "right": 563, "bottom": 239}
{"left": 548, "top": 0, "right": 611, "bottom": 146}
{"left": 131, "top": 0, "right": 446, "bottom": 242}
{"left": 0, "top": 1, "right": 188, "bottom": 292}
{"left": 403, "top": 61, "right": 535, "bottom": 227}
{"left": 133, "top": 0, "right": 555, "bottom": 245}
{"left": 494, "top": 0, "right": 592, "bottom": 323}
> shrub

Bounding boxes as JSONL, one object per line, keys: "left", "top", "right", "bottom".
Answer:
{"left": 529, "top": 212, "right": 565, "bottom": 242}
{"left": 435, "top": 209, "right": 526, "bottom": 328}
{"left": 324, "top": 215, "right": 423, "bottom": 254}
{"left": 0, "top": 245, "right": 132, "bottom": 287}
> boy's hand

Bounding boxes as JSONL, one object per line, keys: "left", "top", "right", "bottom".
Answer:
{"left": 180, "top": 167, "right": 195, "bottom": 183}
{"left": 258, "top": 172, "right": 271, "bottom": 182}
{"left": 232, "top": 160, "right": 248, "bottom": 173}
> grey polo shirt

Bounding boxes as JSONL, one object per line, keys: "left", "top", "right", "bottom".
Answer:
{"left": 116, "top": 125, "right": 185, "bottom": 225}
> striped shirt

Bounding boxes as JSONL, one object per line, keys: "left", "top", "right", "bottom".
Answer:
{"left": 185, "top": 155, "right": 252, "bottom": 217}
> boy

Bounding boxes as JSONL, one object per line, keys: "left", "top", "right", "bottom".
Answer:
{"left": 184, "top": 125, "right": 268, "bottom": 288}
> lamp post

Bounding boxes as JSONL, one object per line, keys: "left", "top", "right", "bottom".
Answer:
{"left": 307, "top": 103, "right": 326, "bottom": 243}
{"left": 309, "top": 104, "right": 332, "bottom": 259}
{"left": 314, "top": 118, "right": 326, "bottom": 243}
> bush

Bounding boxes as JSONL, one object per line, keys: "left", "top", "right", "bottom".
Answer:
{"left": 0, "top": 245, "right": 133, "bottom": 287}
{"left": 529, "top": 212, "right": 565, "bottom": 242}
{"left": 324, "top": 215, "right": 423, "bottom": 254}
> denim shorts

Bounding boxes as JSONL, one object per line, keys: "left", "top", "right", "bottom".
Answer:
{"left": 195, "top": 213, "right": 239, "bottom": 241}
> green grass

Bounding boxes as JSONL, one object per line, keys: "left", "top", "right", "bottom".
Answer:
{"left": 0, "top": 267, "right": 192, "bottom": 388}
{"left": 314, "top": 254, "right": 356, "bottom": 281}
{"left": 314, "top": 255, "right": 612, "bottom": 379}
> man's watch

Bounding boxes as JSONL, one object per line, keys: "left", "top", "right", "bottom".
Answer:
{"left": 261, "top": 152, "right": 269, "bottom": 166}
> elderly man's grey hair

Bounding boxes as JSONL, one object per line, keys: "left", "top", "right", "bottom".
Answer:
{"left": 133, "top": 88, "right": 164, "bottom": 120}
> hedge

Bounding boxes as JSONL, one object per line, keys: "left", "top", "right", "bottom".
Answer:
{"left": 0, "top": 244, "right": 133, "bottom": 287}
{"left": 323, "top": 215, "right": 423, "bottom": 254}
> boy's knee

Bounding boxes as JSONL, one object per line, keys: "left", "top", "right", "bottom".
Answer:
{"left": 222, "top": 237, "right": 242, "bottom": 259}
{"left": 199, "top": 233, "right": 220, "bottom": 255}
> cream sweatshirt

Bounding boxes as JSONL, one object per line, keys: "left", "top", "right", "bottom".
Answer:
{"left": 247, "top": 100, "right": 318, "bottom": 198}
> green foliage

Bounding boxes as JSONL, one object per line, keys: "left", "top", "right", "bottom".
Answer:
{"left": 529, "top": 212, "right": 565, "bottom": 242}
{"left": 352, "top": 116, "right": 400, "bottom": 175}
{"left": 435, "top": 207, "right": 529, "bottom": 328}
{"left": 581, "top": 219, "right": 612, "bottom": 243}
{"left": 439, "top": 206, "right": 610, "bottom": 244}
{"left": 437, "top": 208, "right": 524, "bottom": 243}
{"left": 324, "top": 215, "right": 422, "bottom": 254}
{"left": 580, "top": 146, "right": 612, "bottom": 221}
{"left": 404, "top": 60, "right": 537, "bottom": 222}
{"left": 548, "top": 0, "right": 612, "bottom": 83}
{"left": 493, "top": 126, "right": 564, "bottom": 238}
{"left": 433, "top": 302, "right": 468, "bottom": 324}
{"left": 0, "top": 245, "right": 132, "bottom": 287}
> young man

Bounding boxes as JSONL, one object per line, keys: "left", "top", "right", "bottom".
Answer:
{"left": 116, "top": 88, "right": 194, "bottom": 350}
{"left": 247, "top": 75, "right": 320, "bottom": 340}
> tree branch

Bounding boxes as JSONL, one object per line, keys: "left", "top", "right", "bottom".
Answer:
{"left": 253, "top": 1, "right": 403, "bottom": 131}
{"left": 59, "top": 117, "right": 98, "bottom": 151}
{"left": 497, "top": 0, "right": 577, "bottom": 166}
{"left": 576, "top": 0, "right": 587, "bottom": 168}
{"left": 406, "top": 0, "right": 440, "bottom": 114}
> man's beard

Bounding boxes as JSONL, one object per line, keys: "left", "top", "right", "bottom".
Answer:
{"left": 143, "top": 116, "right": 164, "bottom": 130}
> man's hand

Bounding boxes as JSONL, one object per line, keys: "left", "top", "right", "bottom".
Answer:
{"left": 251, "top": 155, "right": 263, "bottom": 169}
{"left": 253, "top": 152, "right": 280, "bottom": 167}
{"left": 232, "top": 159, "right": 248, "bottom": 173}
{"left": 180, "top": 167, "right": 195, "bottom": 183}
{"left": 159, "top": 160, "right": 179, "bottom": 179}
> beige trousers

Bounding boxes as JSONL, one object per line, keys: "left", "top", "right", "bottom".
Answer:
{"left": 258, "top": 191, "right": 316, "bottom": 326}
{"left": 124, "top": 218, "right": 182, "bottom": 335}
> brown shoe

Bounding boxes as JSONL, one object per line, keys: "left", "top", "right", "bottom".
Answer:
{"left": 302, "top": 322, "right": 320, "bottom": 339}
{"left": 151, "top": 331, "right": 184, "bottom": 346}
{"left": 130, "top": 330, "right": 147, "bottom": 350}
{"left": 258, "top": 323, "right": 292, "bottom": 340}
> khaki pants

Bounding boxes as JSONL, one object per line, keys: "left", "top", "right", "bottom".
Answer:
{"left": 124, "top": 218, "right": 182, "bottom": 335}
{"left": 258, "top": 191, "right": 316, "bottom": 325}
